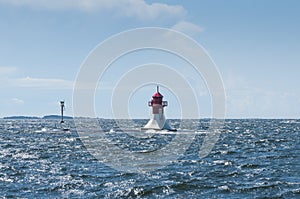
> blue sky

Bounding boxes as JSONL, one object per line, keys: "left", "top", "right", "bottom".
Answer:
{"left": 0, "top": 0, "right": 299, "bottom": 118}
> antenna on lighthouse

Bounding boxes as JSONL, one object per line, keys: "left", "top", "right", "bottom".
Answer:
{"left": 157, "top": 85, "right": 159, "bottom": 92}
{"left": 60, "top": 100, "right": 65, "bottom": 123}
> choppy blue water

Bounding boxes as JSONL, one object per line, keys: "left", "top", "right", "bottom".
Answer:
{"left": 0, "top": 119, "right": 299, "bottom": 198}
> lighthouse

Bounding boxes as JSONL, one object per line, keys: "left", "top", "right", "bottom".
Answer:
{"left": 142, "top": 86, "right": 176, "bottom": 131}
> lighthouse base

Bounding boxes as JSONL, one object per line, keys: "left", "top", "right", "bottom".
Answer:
{"left": 141, "top": 114, "right": 176, "bottom": 131}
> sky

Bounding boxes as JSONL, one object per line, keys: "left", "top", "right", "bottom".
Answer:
{"left": 0, "top": 0, "right": 300, "bottom": 119}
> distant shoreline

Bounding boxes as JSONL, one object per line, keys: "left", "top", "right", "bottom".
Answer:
{"left": 2, "top": 115, "right": 73, "bottom": 120}
{"left": 1, "top": 116, "right": 299, "bottom": 120}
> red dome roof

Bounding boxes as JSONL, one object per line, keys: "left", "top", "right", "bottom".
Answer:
{"left": 152, "top": 92, "right": 163, "bottom": 98}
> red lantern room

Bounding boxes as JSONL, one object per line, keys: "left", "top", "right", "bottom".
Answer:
{"left": 148, "top": 86, "right": 168, "bottom": 114}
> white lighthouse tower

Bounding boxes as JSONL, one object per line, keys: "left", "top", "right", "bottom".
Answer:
{"left": 142, "top": 86, "right": 176, "bottom": 131}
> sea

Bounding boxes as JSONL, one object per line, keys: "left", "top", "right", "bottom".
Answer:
{"left": 0, "top": 119, "right": 299, "bottom": 198}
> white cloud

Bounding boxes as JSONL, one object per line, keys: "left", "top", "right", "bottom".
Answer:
{"left": 15, "top": 76, "right": 74, "bottom": 89}
{"left": 0, "top": 67, "right": 18, "bottom": 76}
{"left": 172, "top": 21, "right": 204, "bottom": 36}
{"left": 0, "top": 0, "right": 186, "bottom": 21}
{"left": 11, "top": 98, "right": 25, "bottom": 105}
{"left": 0, "top": 66, "right": 73, "bottom": 89}
{"left": 221, "top": 86, "right": 300, "bottom": 118}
